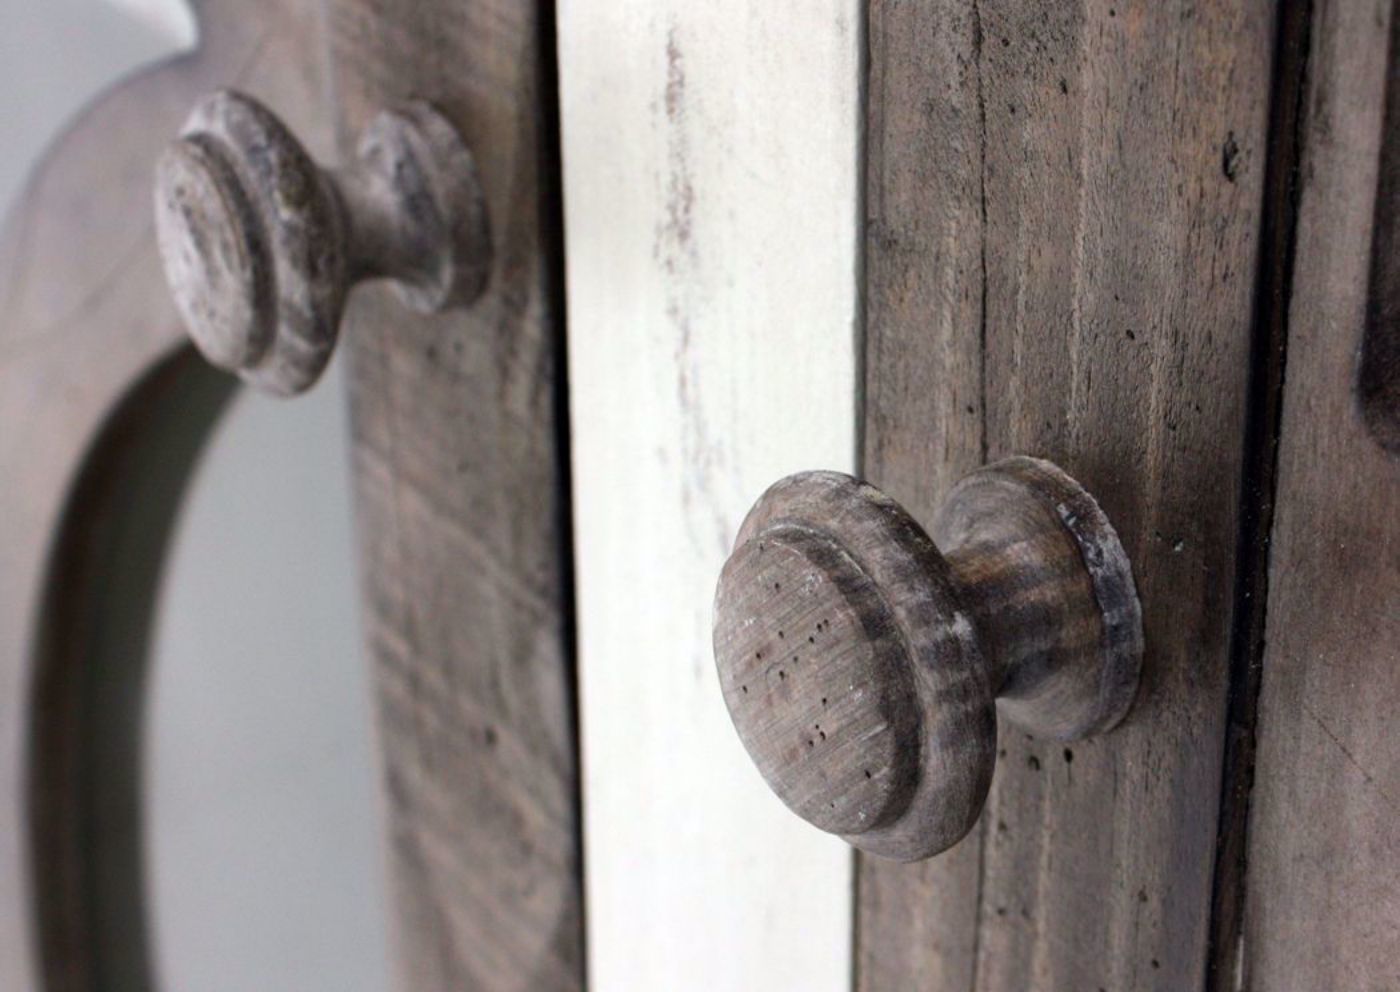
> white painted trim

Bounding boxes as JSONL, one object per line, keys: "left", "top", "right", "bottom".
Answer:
{"left": 558, "top": 4, "right": 861, "bottom": 988}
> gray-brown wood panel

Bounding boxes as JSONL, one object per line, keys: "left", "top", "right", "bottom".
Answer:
{"left": 325, "top": 2, "right": 583, "bottom": 989}
{"left": 1243, "top": 0, "right": 1400, "bottom": 985}
{"left": 0, "top": 4, "right": 326, "bottom": 988}
{"left": 858, "top": 1, "right": 1276, "bottom": 988}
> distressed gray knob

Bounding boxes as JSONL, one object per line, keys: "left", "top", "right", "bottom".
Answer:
{"left": 155, "top": 89, "right": 491, "bottom": 396}
{"left": 713, "top": 456, "right": 1143, "bottom": 861}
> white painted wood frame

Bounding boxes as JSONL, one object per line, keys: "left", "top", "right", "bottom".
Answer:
{"left": 558, "top": 4, "right": 862, "bottom": 989}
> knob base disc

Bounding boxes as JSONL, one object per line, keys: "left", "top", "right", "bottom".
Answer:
{"left": 934, "top": 457, "right": 1143, "bottom": 741}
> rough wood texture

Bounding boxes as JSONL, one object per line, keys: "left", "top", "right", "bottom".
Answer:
{"left": 858, "top": 0, "right": 1276, "bottom": 988}
{"left": 325, "top": 2, "right": 584, "bottom": 989}
{"left": 557, "top": 2, "right": 860, "bottom": 987}
{"left": 1242, "top": 0, "right": 1400, "bottom": 985}
{"left": 1361, "top": 1, "right": 1400, "bottom": 455}
{"left": 155, "top": 89, "right": 491, "bottom": 396}
{"left": 714, "top": 458, "right": 1141, "bottom": 861}
{"left": 0, "top": 4, "right": 327, "bottom": 989}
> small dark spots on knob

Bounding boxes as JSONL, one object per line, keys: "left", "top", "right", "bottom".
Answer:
{"left": 863, "top": 769, "right": 871, "bottom": 779}
{"left": 483, "top": 725, "right": 498, "bottom": 747}
{"left": 996, "top": 819, "right": 1007, "bottom": 833}
{"left": 1027, "top": 755, "right": 1041, "bottom": 771}
{"left": 1138, "top": 888, "right": 1149, "bottom": 903}
{"left": 998, "top": 748, "right": 1007, "bottom": 759}
{"left": 1151, "top": 960, "right": 1160, "bottom": 970}
{"left": 808, "top": 636, "right": 815, "bottom": 644}
{"left": 1126, "top": 328, "right": 1136, "bottom": 340}
{"left": 820, "top": 697, "right": 828, "bottom": 706}
{"left": 777, "top": 630, "right": 784, "bottom": 639}
{"left": 774, "top": 582, "right": 781, "bottom": 592}
{"left": 740, "top": 685, "right": 748, "bottom": 694}
{"left": 778, "top": 670, "right": 786, "bottom": 680}
{"left": 1058, "top": 77, "right": 1069, "bottom": 95}
{"left": 755, "top": 650, "right": 763, "bottom": 660}
{"left": 807, "top": 739, "right": 815, "bottom": 748}
{"left": 819, "top": 731, "right": 826, "bottom": 741}
{"left": 1063, "top": 748, "right": 1074, "bottom": 764}
{"left": 995, "top": 906, "right": 1006, "bottom": 917}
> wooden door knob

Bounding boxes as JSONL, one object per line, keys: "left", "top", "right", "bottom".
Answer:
{"left": 713, "top": 456, "right": 1143, "bottom": 861}
{"left": 154, "top": 89, "right": 491, "bottom": 396}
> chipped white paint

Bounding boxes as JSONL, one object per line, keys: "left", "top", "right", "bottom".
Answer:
{"left": 557, "top": 3, "right": 860, "bottom": 989}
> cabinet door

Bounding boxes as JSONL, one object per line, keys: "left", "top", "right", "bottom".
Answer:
{"left": 5, "top": 2, "right": 1397, "bottom": 990}
{"left": 0, "top": 5, "right": 330, "bottom": 989}
{"left": 1242, "top": 0, "right": 1400, "bottom": 985}
{"left": 0, "top": 2, "right": 584, "bottom": 990}
{"left": 324, "top": 2, "right": 585, "bottom": 989}
{"left": 562, "top": 1, "right": 1388, "bottom": 990}
{"left": 857, "top": 3, "right": 1278, "bottom": 988}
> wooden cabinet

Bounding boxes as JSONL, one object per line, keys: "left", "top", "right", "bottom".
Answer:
{"left": 0, "top": 1, "right": 1395, "bottom": 989}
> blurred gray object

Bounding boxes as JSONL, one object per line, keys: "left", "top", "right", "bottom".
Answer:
{"left": 0, "top": 3, "right": 388, "bottom": 989}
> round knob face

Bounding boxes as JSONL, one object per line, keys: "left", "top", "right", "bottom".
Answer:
{"left": 154, "top": 90, "right": 352, "bottom": 396}
{"left": 155, "top": 137, "right": 272, "bottom": 371}
{"left": 716, "top": 525, "right": 923, "bottom": 834}
{"left": 713, "top": 472, "right": 997, "bottom": 862}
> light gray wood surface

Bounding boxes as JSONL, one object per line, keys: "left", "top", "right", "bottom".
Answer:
{"left": 0, "top": 3, "right": 327, "bottom": 989}
{"left": 326, "top": 2, "right": 584, "bottom": 988}
{"left": 857, "top": 1, "right": 1278, "bottom": 988}
{"left": 1242, "top": 0, "right": 1400, "bottom": 984}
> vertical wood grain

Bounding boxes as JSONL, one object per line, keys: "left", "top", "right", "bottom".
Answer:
{"left": 1243, "top": 0, "right": 1400, "bottom": 985}
{"left": 326, "top": 2, "right": 583, "bottom": 989}
{"left": 557, "top": 3, "right": 861, "bottom": 988}
{"left": 859, "top": 1, "right": 1278, "bottom": 988}
{"left": 858, "top": 4, "right": 987, "bottom": 983}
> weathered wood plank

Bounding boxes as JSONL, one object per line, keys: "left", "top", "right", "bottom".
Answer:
{"left": 858, "top": 3, "right": 987, "bottom": 983}
{"left": 0, "top": 4, "right": 327, "bottom": 989}
{"left": 325, "top": 2, "right": 583, "bottom": 988}
{"left": 1243, "top": 0, "right": 1400, "bottom": 985}
{"left": 858, "top": 1, "right": 1277, "bottom": 988}
{"left": 557, "top": 2, "right": 861, "bottom": 987}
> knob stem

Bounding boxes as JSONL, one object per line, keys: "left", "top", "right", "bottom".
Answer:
{"left": 934, "top": 457, "right": 1142, "bottom": 741}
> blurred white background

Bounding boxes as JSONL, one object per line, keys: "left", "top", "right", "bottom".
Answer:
{"left": 0, "top": 3, "right": 389, "bottom": 989}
